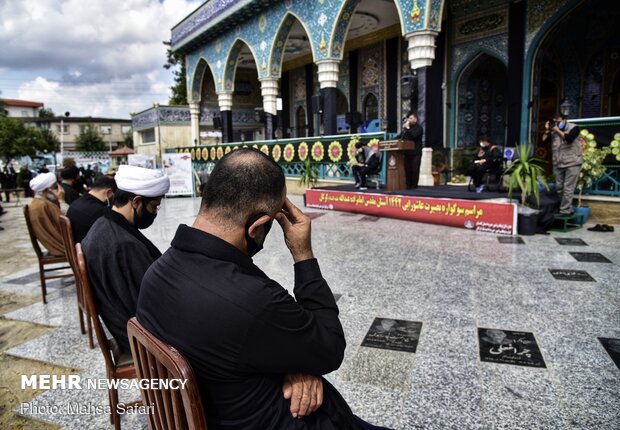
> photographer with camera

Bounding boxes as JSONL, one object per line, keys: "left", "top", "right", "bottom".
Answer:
{"left": 542, "top": 113, "right": 582, "bottom": 215}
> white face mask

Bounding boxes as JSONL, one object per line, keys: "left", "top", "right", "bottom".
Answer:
{"left": 479, "top": 142, "right": 486, "bottom": 148}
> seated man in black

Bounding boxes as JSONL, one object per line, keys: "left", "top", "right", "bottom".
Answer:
{"left": 467, "top": 136, "right": 503, "bottom": 193}
{"left": 358, "top": 144, "right": 381, "bottom": 191}
{"left": 60, "top": 165, "right": 83, "bottom": 205}
{"left": 137, "top": 149, "right": 390, "bottom": 430}
{"left": 67, "top": 175, "right": 117, "bottom": 242}
{"left": 351, "top": 141, "right": 369, "bottom": 188}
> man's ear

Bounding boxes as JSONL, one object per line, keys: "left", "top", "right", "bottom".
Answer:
{"left": 131, "top": 195, "right": 142, "bottom": 209}
{"left": 247, "top": 214, "right": 271, "bottom": 239}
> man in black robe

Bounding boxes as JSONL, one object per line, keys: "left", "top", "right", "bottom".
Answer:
{"left": 82, "top": 165, "right": 169, "bottom": 355}
{"left": 137, "top": 149, "right": 390, "bottom": 430}
{"left": 398, "top": 112, "right": 424, "bottom": 189}
{"left": 67, "top": 175, "right": 117, "bottom": 242}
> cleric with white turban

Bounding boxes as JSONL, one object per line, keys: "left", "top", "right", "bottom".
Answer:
{"left": 29, "top": 172, "right": 58, "bottom": 193}
{"left": 81, "top": 163, "right": 169, "bottom": 355}
{"left": 114, "top": 165, "right": 170, "bottom": 197}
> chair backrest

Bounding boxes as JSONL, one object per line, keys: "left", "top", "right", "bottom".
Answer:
{"left": 23, "top": 205, "right": 44, "bottom": 259}
{"left": 127, "top": 318, "right": 207, "bottom": 430}
{"left": 75, "top": 243, "right": 116, "bottom": 370}
{"left": 59, "top": 216, "right": 85, "bottom": 308}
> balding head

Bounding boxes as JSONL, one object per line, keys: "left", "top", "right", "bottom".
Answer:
{"left": 200, "top": 148, "right": 286, "bottom": 226}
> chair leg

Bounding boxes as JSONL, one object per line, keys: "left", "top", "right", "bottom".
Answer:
{"left": 78, "top": 304, "right": 86, "bottom": 335}
{"left": 110, "top": 387, "right": 121, "bottom": 429}
{"left": 87, "top": 315, "right": 94, "bottom": 349}
{"left": 39, "top": 263, "right": 47, "bottom": 304}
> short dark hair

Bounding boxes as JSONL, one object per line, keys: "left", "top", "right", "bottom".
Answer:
{"left": 92, "top": 175, "right": 117, "bottom": 191}
{"left": 479, "top": 135, "right": 491, "bottom": 143}
{"left": 407, "top": 112, "right": 417, "bottom": 119}
{"left": 61, "top": 166, "right": 79, "bottom": 180}
{"left": 554, "top": 113, "right": 567, "bottom": 120}
{"left": 113, "top": 189, "right": 157, "bottom": 208}
{"left": 200, "top": 148, "right": 285, "bottom": 224}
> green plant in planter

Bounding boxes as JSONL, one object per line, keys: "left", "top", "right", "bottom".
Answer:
{"left": 577, "top": 144, "right": 611, "bottom": 207}
{"left": 299, "top": 157, "right": 319, "bottom": 189}
{"left": 505, "top": 143, "right": 548, "bottom": 207}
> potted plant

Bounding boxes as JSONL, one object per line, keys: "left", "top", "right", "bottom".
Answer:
{"left": 505, "top": 143, "right": 548, "bottom": 235}
{"left": 299, "top": 157, "right": 319, "bottom": 189}
{"left": 575, "top": 135, "right": 611, "bottom": 223}
{"left": 432, "top": 151, "right": 447, "bottom": 185}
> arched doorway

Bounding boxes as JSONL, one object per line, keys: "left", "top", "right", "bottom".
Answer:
{"left": 362, "top": 93, "right": 379, "bottom": 130}
{"left": 457, "top": 54, "right": 508, "bottom": 148}
{"left": 336, "top": 89, "right": 349, "bottom": 133}
{"left": 197, "top": 61, "right": 218, "bottom": 145}
{"left": 295, "top": 106, "right": 307, "bottom": 137}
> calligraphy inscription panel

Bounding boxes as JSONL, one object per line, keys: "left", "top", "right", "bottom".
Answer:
{"left": 361, "top": 318, "right": 422, "bottom": 353}
{"left": 569, "top": 252, "right": 612, "bottom": 263}
{"left": 478, "top": 328, "right": 546, "bottom": 368}
{"left": 598, "top": 338, "right": 620, "bottom": 370}
{"left": 555, "top": 238, "right": 588, "bottom": 246}
{"left": 549, "top": 269, "right": 596, "bottom": 282}
{"left": 497, "top": 236, "right": 525, "bottom": 244}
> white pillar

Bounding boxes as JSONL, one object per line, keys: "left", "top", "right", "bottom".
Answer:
{"left": 419, "top": 147, "right": 434, "bottom": 186}
{"left": 217, "top": 92, "right": 233, "bottom": 111}
{"left": 260, "top": 78, "right": 279, "bottom": 116}
{"left": 316, "top": 59, "right": 339, "bottom": 89}
{"left": 189, "top": 101, "right": 200, "bottom": 146}
{"left": 406, "top": 30, "right": 438, "bottom": 70}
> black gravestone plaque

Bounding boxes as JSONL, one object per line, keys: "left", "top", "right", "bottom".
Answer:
{"left": 555, "top": 238, "right": 588, "bottom": 246}
{"left": 497, "top": 236, "right": 525, "bottom": 244}
{"left": 549, "top": 269, "right": 596, "bottom": 282}
{"left": 359, "top": 215, "right": 379, "bottom": 222}
{"left": 361, "top": 318, "right": 422, "bottom": 353}
{"left": 478, "top": 328, "right": 546, "bottom": 368}
{"left": 598, "top": 338, "right": 620, "bottom": 370}
{"left": 333, "top": 293, "right": 342, "bottom": 302}
{"left": 569, "top": 252, "right": 612, "bottom": 263}
{"left": 305, "top": 212, "right": 326, "bottom": 220}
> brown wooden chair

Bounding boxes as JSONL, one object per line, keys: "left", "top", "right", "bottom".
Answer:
{"left": 127, "top": 317, "right": 208, "bottom": 430}
{"left": 23, "top": 204, "right": 72, "bottom": 304}
{"left": 75, "top": 243, "right": 140, "bottom": 430}
{"left": 59, "top": 215, "right": 94, "bottom": 348}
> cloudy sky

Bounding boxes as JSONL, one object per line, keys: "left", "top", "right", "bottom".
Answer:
{"left": 0, "top": 0, "right": 201, "bottom": 119}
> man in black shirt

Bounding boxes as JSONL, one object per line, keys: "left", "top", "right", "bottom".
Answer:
{"left": 66, "top": 175, "right": 117, "bottom": 242}
{"left": 137, "top": 149, "right": 389, "bottom": 430}
{"left": 398, "top": 112, "right": 424, "bottom": 189}
{"left": 60, "top": 166, "right": 82, "bottom": 205}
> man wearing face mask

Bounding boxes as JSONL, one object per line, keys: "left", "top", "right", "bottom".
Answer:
{"left": 66, "top": 175, "right": 117, "bottom": 242}
{"left": 137, "top": 149, "right": 390, "bottom": 430}
{"left": 543, "top": 113, "right": 582, "bottom": 215}
{"left": 82, "top": 165, "right": 169, "bottom": 355}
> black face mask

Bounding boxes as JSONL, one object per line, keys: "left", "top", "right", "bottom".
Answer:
{"left": 245, "top": 213, "right": 273, "bottom": 257}
{"left": 133, "top": 202, "right": 157, "bottom": 230}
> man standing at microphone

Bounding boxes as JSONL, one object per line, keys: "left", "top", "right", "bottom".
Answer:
{"left": 398, "top": 112, "right": 424, "bottom": 189}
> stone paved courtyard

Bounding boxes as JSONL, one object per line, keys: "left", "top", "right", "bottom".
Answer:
{"left": 1, "top": 195, "right": 619, "bottom": 429}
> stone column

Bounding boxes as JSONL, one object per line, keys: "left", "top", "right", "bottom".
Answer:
{"left": 217, "top": 91, "right": 233, "bottom": 143}
{"left": 406, "top": 30, "right": 439, "bottom": 70}
{"left": 316, "top": 59, "right": 340, "bottom": 136}
{"left": 189, "top": 101, "right": 200, "bottom": 146}
{"left": 419, "top": 147, "right": 434, "bottom": 186}
{"left": 260, "top": 78, "right": 279, "bottom": 140}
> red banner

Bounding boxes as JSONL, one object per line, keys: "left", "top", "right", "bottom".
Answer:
{"left": 305, "top": 189, "right": 517, "bottom": 235}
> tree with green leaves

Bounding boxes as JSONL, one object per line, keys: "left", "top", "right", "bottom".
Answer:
{"left": 75, "top": 123, "right": 105, "bottom": 151}
{"left": 0, "top": 116, "right": 50, "bottom": 161}
{"left": 164, "top": 40, "right": 188, "bottom": 105}
{"left": 38, "top": 107, "right": 55, "bottom": 118}
{"left": 39, "top": 127, "right": 60, "bottom": 153}
{"left": 123, "top": 130, "right": 134, "bottom": 148}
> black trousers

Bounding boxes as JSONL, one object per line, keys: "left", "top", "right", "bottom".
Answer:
{"left": 352, "top": 165, "right": 362, "bottom": 184}
{"left": 405, "top": 153, "right": 422, "bottom": 188}
{"left": 467, "top": 163, "right": 497, "bottom": 187}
